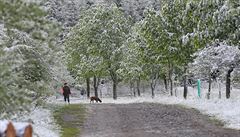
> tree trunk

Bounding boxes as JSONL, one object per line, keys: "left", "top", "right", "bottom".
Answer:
{"left": 151, "top": 82, "right": 155, "bottom": 98}
{"left": 150, "top": 77, "right": 157, "bottom": 98}
{"left": 163, "top": 75, "right": 168, "bottom": 93}
{"left": 86, "top": 78, "right": 90, "bottom": 98}
{"left": 169, "top": 77, "right": 173, "bottom": 96}
{"left": 150, "top": 71, "right": 159, "bottom": 98}
{"left": 133, "top": 82, "right": 136, "bottom": 97}
{"left": 218, "top": 79, "right": 221, "bottom": 99}
{"left": 137, "top": 77, "right": 141, "bottom": 96}
{"left": 174, "top": 88, "right": 177, "bottom": 97}
{"left": 174, "top": 82, "right": 177, "bottom": 97}
{"left": 226, "top": 68, "right": 233, "bottom": 99}
{"left": 110, "top": 70, "right": 118, "bottom": 100}
{"left": 130, "top": 81, "right": 134, "bottom": 96}
{"left": 142, "top": 81, "right": 145, "bottom": 93}
{"left": 207, "top": 72, "right": 211, "bottom": 99}
{"left": 183, "top": 67, "right": 188, "bottom": 99}
{"left": 168, "top": 61, "right": 173, "bottom": 96}
{"left": 113, "top": 80, "right": 117, "bottom": 100}
{"left": 93, "top": 75, "right": 98, "bottom": 97}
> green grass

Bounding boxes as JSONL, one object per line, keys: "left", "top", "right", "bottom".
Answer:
{"left": 208, "top": 116, "right": 225, "bottom": 127}
{"left": 175, "top": 104, "right": 225, "bottom": 127}
{"left": 53, "top": 104, "right": 86, "bottom": 137}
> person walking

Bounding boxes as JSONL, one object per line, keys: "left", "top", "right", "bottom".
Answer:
{"left": 63, "top": 83, "right": 71, "bottom": 104}
{"left": 80, "top": 87, "right": 85, "bottom": 99}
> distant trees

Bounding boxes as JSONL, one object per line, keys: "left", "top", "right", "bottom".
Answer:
{"left": 64, "top": 0, "right": 239, "bottom": 100}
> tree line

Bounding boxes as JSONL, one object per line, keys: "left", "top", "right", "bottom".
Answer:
{"left": 65, "top": 0, "right": 240, "bottom": 100}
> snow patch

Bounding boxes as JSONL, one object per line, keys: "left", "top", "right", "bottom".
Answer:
{"left": 18, "top": 108, "right": 60, "bottom": 137}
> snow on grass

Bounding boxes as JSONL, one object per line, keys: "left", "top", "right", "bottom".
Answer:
{"left": 0, "top": 120, "right": 8, "bottom": 133}
{"left": 18, "top": 107, "right": 60, "bottom": 137}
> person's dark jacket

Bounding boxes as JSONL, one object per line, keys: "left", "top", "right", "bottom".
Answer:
{"left": 63, "top": 86, "right": 71, "bottom": 96}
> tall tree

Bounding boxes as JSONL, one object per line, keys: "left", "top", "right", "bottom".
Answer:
{"left": 119, "top": 24, "right": 147, "bottom": 97}
{"left": 65, "top": 4, "right": 131, "bottom": 99}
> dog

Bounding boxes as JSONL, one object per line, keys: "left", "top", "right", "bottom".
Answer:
{"left": 90, "top": 96, "right": 102, "bottom": 103}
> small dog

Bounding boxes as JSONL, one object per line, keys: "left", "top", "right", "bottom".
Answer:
{"left": 90, "top": 96, "right": 102, "bottom": 103}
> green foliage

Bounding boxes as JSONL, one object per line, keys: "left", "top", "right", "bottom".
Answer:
{"left": 121, "top": 0, "right": 240, "bottom": 94}
{"left": 211, "top": 0, "right": 240, "bottom": 45}
{"left": 0, "top": 44, "right": 51, "bottom": 117}
{"left": 65, "top": 4, "right": 131, "bottom": 81}
{"left": 118, "top": 24, "right": 147, "bottom": 82}
{"left": 0, "top": 0, "right": 45, "bottom": 33}
{"left": 0, "top": 0, "right": 61, "bottom": 47}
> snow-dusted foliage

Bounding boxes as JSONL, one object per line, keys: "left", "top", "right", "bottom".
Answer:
{"left": 122, "top": 0, "right": 239, "bottom": 98}
{"left": 43, "top": 0, "right": 82, "bottom": 28}
{"left": 118, "top": 25, "right": 146, "bottom": 81}
{"left": 191, "top": 43, "right": 240, "bottom": 79}
{"left": 0, "top": 0, "right": 75, "bottom": 118}
{"left": 0, "top": 28, "right": 51, "bottom": 118}
{"left": 211, "top": 0, "right": 240, "bottom": 45}
{"left": 65, "top": 4, "right": 131, "bottom": 99}
{"left": 43, "top": 0, "right": 161, "bottom": 26}
{"left": 190, "top": 42, "right": 240, "bottom": 98}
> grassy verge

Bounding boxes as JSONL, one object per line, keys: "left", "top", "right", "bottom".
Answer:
{"left": 53, "top": 104, "right": 86, "bottom": 137}
{"left": 176, "top": 104, "right": 225, "bottom": 127}
{"left": 208, "top": 115, "right": 225, "bottom": 127}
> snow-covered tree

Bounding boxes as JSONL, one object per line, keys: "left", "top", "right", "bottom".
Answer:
{"left": 137, "top": 0, "right": 207, "bottom": 98}
{"left": 0, "top": 0, "right": 71, "bottom": 117}
{"left": 211, "top": 0, "right": 240, "bottom": 46}
{"left": 191, "top": 43, "right": 240, "bottom": 99}
{"left": 118, "top": 24, "right": 147, "bottom": 97}
{"left": 0, "top": 25, "right": 51, "bottom": 118}
{"left": 133, "top": 8, "right": 166, "bottom": 98}
{"left": 187, "top": 0, "right": 240, "bottom": 99}
{"left": 65, "top": 4, "right": 131, "bottom": 99}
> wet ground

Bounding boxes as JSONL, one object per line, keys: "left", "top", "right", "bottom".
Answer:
{"left": 80, "top": 103, "right": 240, "bottom": 137}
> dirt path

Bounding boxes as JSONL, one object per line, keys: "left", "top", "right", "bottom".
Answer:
{"left": 80, "top": 103, "right": 240, "bottom": 137}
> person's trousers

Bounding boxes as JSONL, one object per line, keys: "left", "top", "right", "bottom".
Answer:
{"left": 64, "top": 95, "right": 70, "bottom": 103}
